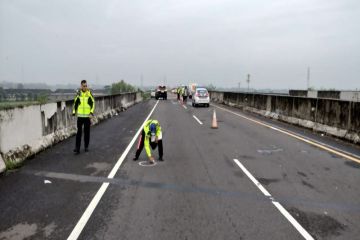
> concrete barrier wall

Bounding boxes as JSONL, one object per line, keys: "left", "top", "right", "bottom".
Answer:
{"left": 209, "top": 91, "right": 360, "bottom": 145}
{"left": 0, "top": 92, "right": 142, "bottom": 171}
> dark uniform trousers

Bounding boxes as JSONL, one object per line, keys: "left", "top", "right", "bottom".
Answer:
{"left": 75, "top": 117, "right": 91, "bottom": 151}
{"left": 135, "top": 130, "right": 163, "bottom": 159}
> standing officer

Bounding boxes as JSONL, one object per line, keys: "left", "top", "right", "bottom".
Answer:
{"left": 72, "top": 80, "right": 95, "bottom": 154}
{"left": 177, "top": 87, "right": 181, "bottom": 101}
{"left": 182, "top": 86, "right": 188, "bottom": 104}
{"left": 133, "top": 119, "right": 163, "bottom": 164}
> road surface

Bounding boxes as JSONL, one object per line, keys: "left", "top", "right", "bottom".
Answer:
{"left": 0, "top": 95, "right": 359, "bottom": 240}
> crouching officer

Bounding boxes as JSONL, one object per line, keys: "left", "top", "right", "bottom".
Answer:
{"left": 133, "top": 119, "right": 163, "bottom": 164}
{"left": 72, "top": 80, "right": 95, "bottom": 154}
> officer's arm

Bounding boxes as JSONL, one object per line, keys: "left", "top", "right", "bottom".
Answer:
{"left": 89, "top": 91, "right": 95, "bottom": 114}
{"left": 144, "top": 136, "right": 152, "bottom": 158}
{"left": 73, "top": 94, "right": 80, "bottom": 114}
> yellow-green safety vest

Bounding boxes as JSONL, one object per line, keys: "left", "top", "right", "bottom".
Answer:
{"left": 72, "top": 90, "right": 95, "bottom": 117}
{"left": 144, "top": 119, "right": 162, "bottom": 158}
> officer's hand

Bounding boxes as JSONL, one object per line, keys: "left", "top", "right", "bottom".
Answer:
{"left": 149, "top": 156, "right": 155, "bottom": 163}
{"left": 155, "top": 137, "right": 158, "bottom": 143}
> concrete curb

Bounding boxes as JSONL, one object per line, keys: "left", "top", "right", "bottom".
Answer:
{"left": 1, "top": 95, "right": 143, "bottom": 171}
{"left": 0, "top": 155, "right": 5, "bottom": 173}
{"left": 215, "top": 100, "right": 360, "bottom": 146}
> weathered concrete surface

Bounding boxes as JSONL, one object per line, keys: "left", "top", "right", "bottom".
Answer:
{"left": 209, "top": 91, "right": 360, "bottom": 145}
{"left": 0, "top": 92, "right": 142, "bottom": 172}
{"left": 290, "top": 90, "right": 360, "bottom": 102}
{"left": 0, "top": 155, "right": 5, "bottom": 173}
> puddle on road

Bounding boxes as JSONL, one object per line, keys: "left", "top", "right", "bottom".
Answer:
{"left": 289, "top": 207, "right": 346, "bottom": 239}
{"left": 43, "top": 222, "right": 57, "bottom": 238}
{"left": 257, "top": 148, "right": 283, "bottom": 155}
{"left": 0, "top": 222, "right": 57, "bottom": 240}
{"left": 257, "top": 145, "right": 283, "bottom": 155}
{"left": 86, "top": 162, "right": 112, "bottom": 176}
{"left": 0, "top": 223, "right": 37, "bottom": 240}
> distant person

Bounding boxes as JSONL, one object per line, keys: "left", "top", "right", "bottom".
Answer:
{"left": 182, "top": 86, "right": 188, "bottom": 104}
{"left": 177, "top": 87, "right": 181, "bottom": 101}
{"left": 133, "top": 119, "right": 163, "bottom": 164}
{"left": 72, "top": 80, "right": 95, "bottom": 154}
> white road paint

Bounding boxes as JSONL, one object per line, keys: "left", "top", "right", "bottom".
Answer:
{"left": 234, "top": 159, "right": 314, "bottom": 240}
{"left": 214, "top": 104, "right": 360, "bottom": 164}
{"left": 182, "top": 104, "right": 187, "bottom": 109}
{"left": 192, "top": 115, "right": 203, "bottom": 125}
{"left": 67, "top": 100, "right": 160, "bottom": 240}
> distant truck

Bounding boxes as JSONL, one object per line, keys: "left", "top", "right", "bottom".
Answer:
{"left": 155, "top": 85, "right": 167, "bottom": 100}
{"left": 188, "top": 83, "right": 198, "bottom": 98}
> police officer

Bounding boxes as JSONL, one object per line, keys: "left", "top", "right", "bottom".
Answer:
{"left": 133, "top": 119, "right": 163, "bottom": 164}
{"left": 182, "top": 86, "right": 188, "bottom": 104}
{"left": 177, "top": 87, "right": 181, "bottom": 101}
{"left": 72, "top": 80, "right": 95, "bottom": 154}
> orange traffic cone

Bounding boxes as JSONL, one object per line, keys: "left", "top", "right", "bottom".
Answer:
{"left": 211, "top": 109, "right": 218, "bottom": 129}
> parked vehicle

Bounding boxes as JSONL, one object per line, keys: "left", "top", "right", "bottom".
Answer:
{"left": 192, "top": 87, "right": 210, "bottom": 107}
{"left": 155, "top": 86, "right": 167, "bottom": 100}
{"left": 150, "top": 90, "right": 156, "bottom": 98}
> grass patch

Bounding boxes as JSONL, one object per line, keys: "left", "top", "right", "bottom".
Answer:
{"left": 141, "top": 91, "right": 151, "bottom": 100}
{"left": 4, "top": 159, "right": 24, "bottom": 170}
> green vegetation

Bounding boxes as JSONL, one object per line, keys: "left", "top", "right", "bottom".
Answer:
{"left": 35, "top": 93, "right": 48, "bottom": 104}
{"left": 141, "top": 91, "right": 151, "bottom": 100}
{"left": 111, "top": 80, "right": 137, "bottom": 95}
{"left": 0, "top": 101, "right": 40, "bottom": 110}
{"left": 4, "top": 159, "right": 24, "bottom": 170}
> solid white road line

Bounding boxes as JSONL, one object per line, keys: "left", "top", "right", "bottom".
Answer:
{"left": 193, "top": 115, "right": 203, "bottom": 125}
{"left": 67, "top": 100, "right": 160, "bottom": 240}
{"left": 234, "top": 159, "right": 314, "bottom": 240}
{"left": 214, "top": 104, "right": 360, "bottom": 164}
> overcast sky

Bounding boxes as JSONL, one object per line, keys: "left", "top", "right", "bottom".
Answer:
{"left": 0, "top": 0, "right": 359, "bottom": 89}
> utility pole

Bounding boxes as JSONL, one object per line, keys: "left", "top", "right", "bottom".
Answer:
{"left": 163, "top": 75, "right": 167, "bottom": 86}
{"left": 246, "top": 74, "right": 250, "bottom": 92}
{"left": 307, "top": 67, "right": 310, "bottom": 90}
{"left": 238, "top": 82, "right": 241, "bottom": 92}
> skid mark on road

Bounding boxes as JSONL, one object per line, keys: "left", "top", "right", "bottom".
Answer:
{"left": 22, "top": 169, "right": 360, "bottom": 213}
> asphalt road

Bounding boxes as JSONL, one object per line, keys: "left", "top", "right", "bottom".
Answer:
{"left": 0, "top": 95, "right": 359, "bottom": 240}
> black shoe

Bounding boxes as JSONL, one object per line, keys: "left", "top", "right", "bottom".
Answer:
{"left": 158, "top": 157, "right": 164, "bottom": 161}
{"left": 85, "top": 148, "right": 89, "bottom": 152}
{"left": 73, "top": 149, "right": 80, "bottom": 154}
{"left": 133, "top": 157, "right": 138, "bottom": 161}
